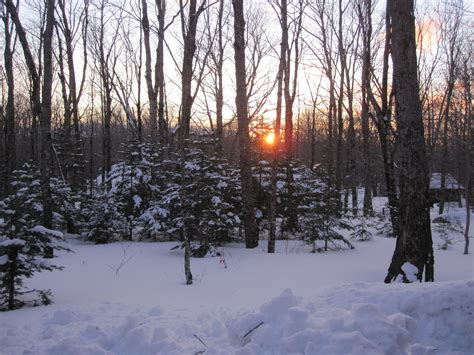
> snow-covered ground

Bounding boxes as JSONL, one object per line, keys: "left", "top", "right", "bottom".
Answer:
{"left": 0, "top": 202, "right": 473, "bottom": 354}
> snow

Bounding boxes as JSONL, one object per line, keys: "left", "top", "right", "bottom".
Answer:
{"left": 31, "top": 225, "right": 64, "bottom": 239}
{"left": 133, "top": 195, "right": 142, "bottom": 208}
{"left": 0, "top": 204, "right": 472, "bottom": 354}
{"left": 0, "top": 238, "right": 26, "bottom": 247}
{"left": 211, "top": 196, "right": 222, "bottom": 205}
{"left": 430, "top": 173, "right": 463, "bottom": 190}
{"left": 400, "top": 262, "right": 419, "bottom": 282}
{"left": 0, "top": 255, "right": 8, "bottom": 265}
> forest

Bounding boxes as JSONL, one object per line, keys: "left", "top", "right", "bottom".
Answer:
{"left": 0, "top": 0, "right": 473, "bottom": 353}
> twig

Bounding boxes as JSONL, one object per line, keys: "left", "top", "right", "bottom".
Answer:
{"left": 243, "top": 321, "right": 264, "bottom": 338}
{"left": 193, "top": 334, "right": 207, "bottom": 348}
{"left": 108, "top": 242, "right": 134, "bottom": 276}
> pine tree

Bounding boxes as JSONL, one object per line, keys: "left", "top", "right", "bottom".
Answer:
{"left": 163, "top": 148, "right": 243, "bottom": 256}
{"left": 296, "top": 166, "right": 354, "bottom": 252}
{"left": 0, "top": 164, "right": 70, "bottom": 311}
{"left": 80, "top": 189, "right": 124, "bottom": 244}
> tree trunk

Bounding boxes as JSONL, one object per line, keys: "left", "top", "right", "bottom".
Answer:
{"left": 179, "top": 0, "right": 205, "bottom": 147}
{"left": 378, "top": 120, "right": 400, "bottom": 237}
{"left": 0, "top": 104, "right": 4, "bottom": 198}
{"left": 98, "top": 2, "right": 112, "bottom": 178}
{"left": 385, "top": 0, "right": 434, "bottom": 283}
{"left": 141, "top": 0, "right": 158, "bottom": 143}
{"left": 233, "top": 0, "right": 258, "bottom": 248}
{"left": 39, "top": 0, "right": 56, "bottom": 258}
{"left": 360, "top": 0, "right": 373, "bottom": 216}
{"left": 268, "top": 0, "right": 288, "bottom": 253}
{"left": 335, "top": 0, "right": 345, "bottom": 203}
{"left": 465, "top": 174, "right": 471, "bottom": 255}
{"left": 5, "top": 0, "right": 55, "bottom": 256}
{"left": 3, "top": 10, "right": 16, "bottom": 196}
{"left": 58, "top": 0, "right": 85, "bottom": 190}
{"left": 156, "top": 0, "right": 167, "bottom": 147}
{"left": 7, "top": 248, "right": 18, "bottom": 310}
{"left": 463, "top": 59, "right": 472, "bottom": 254}
{"left": 366, "top": 3, "right": 399, "bottom": 236}
{"left": 439, "top": 79, "right": 454, "bottom": 215}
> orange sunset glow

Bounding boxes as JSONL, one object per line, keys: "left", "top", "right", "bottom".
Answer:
{"left": 265, "top": 132, "right": 275, "bottom": 145}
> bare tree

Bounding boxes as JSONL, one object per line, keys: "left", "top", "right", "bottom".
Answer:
{"left": 268, "top": 0, "right": 288, "bottom": 254}
{"left": 437, "top": 0, "right": 464, "bottom": 215}
{"left": 90, "top": 0, "right": 120, "bottom": 181}
{"left": 460, "top": 48, "right": 472, "bottom": 254}
{"left": 142, "top": 0, "right": 173, "bottom": 146}
{"left": 55, "top": 0, "right": 89, "bottom": 190}
{"left": 356, "top": 0, "right": 373, "bottom": 216}
{"left": 306, "top": 0, "right": 337, "bottom": 184}
{"left": 1, "top": 1, "right": 16, "bottom": 195}
{"left": 178, "top": 0, "right": 207, "bottom": 147}
{"left": 367, "top": 2, "right": 400, "bottom": 238}
{"left": 385, "top": 0, "right": 434, "bottom": 283}
{"left": 233, "top": 0, "right": 258, "bottom": 249}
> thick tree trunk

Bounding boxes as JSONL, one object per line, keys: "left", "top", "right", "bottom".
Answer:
{"left": 233, "top": 0, "right": 258, "bottom": 248}
{"left": 385, "top": 0, "right": 434, "bottom": 283}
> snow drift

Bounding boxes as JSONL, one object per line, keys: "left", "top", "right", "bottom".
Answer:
{"left": 1, "top": 280, "right": 472, "bottom": 354}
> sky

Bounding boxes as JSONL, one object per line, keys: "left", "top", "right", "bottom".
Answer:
{"left": 1, "top": 0, "right": 472, "bottom": 130}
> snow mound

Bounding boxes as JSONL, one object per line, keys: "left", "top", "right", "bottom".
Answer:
{"left": 1, "top": 282, "right": 472, "bottom": 354}
{"left": 226, "top": 282, "right": 473, "bottom": 354}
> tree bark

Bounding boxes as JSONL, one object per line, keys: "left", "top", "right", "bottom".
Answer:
{"left": 141, "top": 0, "right": 158, "bottom": 143}
{"left": 5, "top": 0, "right": 55, "bottom": 250}
{"left": 215, "top": 0, "right": 224, "bottom": 155}
{"left": 39, "top": 0, "right": 56, "bottom": 238}
{"left": 179, "top": 0, "right": 205, "bottom": 148}
{"left": 366, "top": 3, "right": 400, "bottom": 237}
{"left": 358, "top": 0, "right": 374, "bottom": 216}
{"left": 233, "top": 0, "right": 258, "bottom": 248}
{"left": 268, "top": 0, "right": 288, "bottom": 253}
{"left": 385, "top": 0, "right": 434, "bottom": 283}
{"left": 462, "top": 58, "right": 472, "bottom": 254}
{"left": 335, "top": 0, "right": 345, "bottom": 202}
{"left": 2, "top": 8, "right": 16, "bottom": 195}
{"left": 97, "top": 1, "right": 112, "bottom": 178}
{"left": 57, "top": 0, "right": 86, "bottom": 190}
{"left": 156, "top": 0, "right": 167, "bottom": 147}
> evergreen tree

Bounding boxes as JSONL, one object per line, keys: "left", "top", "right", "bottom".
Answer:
{"left": 0, "top": 164, "right": 70, "bottom": 311}
{"left": 296, "top": 166, "right": 354, "bottom": 252}
{"left": 79, "top": 189, "right": 124, "bottom": 244}
{"left": 163, "top": 148, "right": 243, "bottom": 256}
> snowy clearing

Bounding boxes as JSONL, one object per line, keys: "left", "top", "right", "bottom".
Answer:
{"left": 0, "top": 204, "right": 473, "bottom": 354}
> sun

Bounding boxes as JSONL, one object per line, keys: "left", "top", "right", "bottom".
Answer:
{"left": 264, "top": 132, "right": 275, "bottom": 145}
